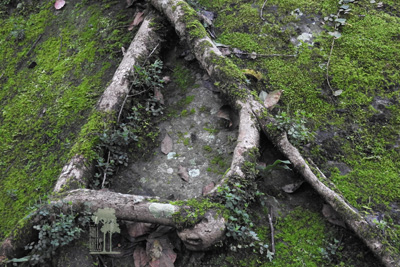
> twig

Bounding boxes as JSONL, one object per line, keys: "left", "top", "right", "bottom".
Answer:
{"left": 326, "top": 37, "right": 335, "bottom": 93}
{"left": 117, "top": 94, "right": 132, "bottom": 123}
{"left": 26, "top": 33, "right": 43, "bottom": 57}
{"left": 260, "top": 0, "right": 268, "bottom": 21}
{"left": 58, "top": 35, "right": 63, "bottom": 61}
{"left": 116, "top": 42, "right": 160, "bottom": 123}
{"left": 268, "top": 213, "right": 275, "bottom": 254}
{"left": 142, "top": 42, "right": 160, "bottom": 66}
{"left": 101, "top": 151, "right": 111, "bottom": 189}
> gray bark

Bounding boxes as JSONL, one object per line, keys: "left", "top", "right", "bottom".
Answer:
{"left": 54, "top": 12, "right": 163, "bottom": 193}
{"left": 148, "top": 0, "right": 400, "bottom": 266}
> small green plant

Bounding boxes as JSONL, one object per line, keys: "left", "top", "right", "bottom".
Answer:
{"left": 319, "top": 238, "right": 343, "bottom": 262}
{"left": 20, "top": 202, "right": 91, "bottom": 265}
{"left": 274, "top": 110, "right": 313, "bottom": 145}
{"left": 131, "top": 59, "right": 164, "bottom": 90}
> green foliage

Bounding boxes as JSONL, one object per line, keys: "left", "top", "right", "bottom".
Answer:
{"left": 23, "top": 202, "right": 91, "bottom": 265}
{"left": 218, "top": 183, "right": 272, "bottom": 257}
{"left": 274, "top": 110, "right": 314, "bottom": 145}
{"left": 0, "top": 0, "right": 133, "bottom": 237}
{"left": 93, "top": 60, "right": 165, "bottom": 188}
{"left": 172, "top": 61, "right": 195, "bottom": 91}
{"left": 131, "top": 59, "right": 164, "bottom": 90}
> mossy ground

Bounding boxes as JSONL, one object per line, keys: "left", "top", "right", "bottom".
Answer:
{"left": 189, "top": 0, "right": 400, "bottom": 264}
{"left": 0, "top": 0, "right": 133, "bottom": 237}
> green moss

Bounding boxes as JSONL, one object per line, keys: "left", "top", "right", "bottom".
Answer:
{"left": 171, "top": 198, "right": 226, "bottom": 228}
{"left": 0, "top": 0, "right": 132, "bottom": 237}
{"left": 172, "top": 61, "right": 196, "bottom": 91}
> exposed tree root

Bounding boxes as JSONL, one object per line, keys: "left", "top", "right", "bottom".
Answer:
{"left": 2, "top": 2, "right": 399, "bottom": 266}
{"left": 148, "top": 1, "right": 400, "bottom": 266}
{"left": 54, "top": 12, "right": 164, "bottom": 193}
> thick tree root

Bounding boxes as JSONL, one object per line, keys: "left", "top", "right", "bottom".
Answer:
{"left": 148, "top": 0, "right": 399, "bottom": 266}
{"left": 54, "top": 12, "right": 164, "bottom": 193}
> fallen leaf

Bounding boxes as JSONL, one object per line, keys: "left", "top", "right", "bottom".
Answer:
{"left": 242, "top": 69, "right": 264, "bottom": 81}
{"left": 161, "top": 134, "right": 173, "bottom": 154}
{"left": 178, "top": 166, "right": 189, "bottom": 182}
{"left": 259, "top": 90, "right": 268, "bottom": 102}
{"left": 54, "top": 0, "right": 65, "bottom": 10}
{"left": 134, "top": 246, "right": 150, "bottom": 267}
{"left": 162, "top": 76, "right": 171, "bottom": 84}
{"left": 128, "top": 12, "right": 145, "bottom": 31}
{"left": 322, "top": 204, "right": 347, "bottom": 228}
{"left": 282, "top": 181, "right": 304, "bottom": 193}
{"left": 154, "top": 88, "right": 164, "bottom": 105}
{"left": 127, "top": 222, "right": 154, "bottom": 238}
{"left": 202, "top": 182, "right": 215, "bottom": 195}
{"left": 264, "top": 90, "right": 283, "bottom": 110}
{"left": 333, "top": 89, "right": 343, "bottom": 96}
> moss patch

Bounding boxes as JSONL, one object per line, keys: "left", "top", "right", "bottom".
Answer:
{"left": 0, "top": 0, "right": 133, "bottom": 237}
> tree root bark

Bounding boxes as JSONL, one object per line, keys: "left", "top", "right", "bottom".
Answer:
{"left": 2, "top": 2, "right": 399, "bottom": 266}
{"left": 54, "top": 12, "right": 164, "bottom": 193}
{"left": 148, "top": 0, "right": 400, "bottom": 266}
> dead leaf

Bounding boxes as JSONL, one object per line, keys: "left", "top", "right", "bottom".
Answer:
{"left": 128, "top": 12, "right": 145, "bottom": 31}
{"left": 202, "top": 182, "right": 215, "bottom": 195}
{"left": 134, "top": 246, "right": 150, "bottom": 267}
{"left": 127, "top": 222, "right": 154, "bottom": 238}
{"left": 259, "top": 90, "right": 268, "bottom": 102}
{"left": 242, "top": 69, "right": 264, "bottom": 81}
{"left": 54, "top": 0, "right": 65, "bottom": 10}
{"left": 178, "top": 166, "right": 189, "bottom": 182}
{"left": 161, "top": 134, "right": 173, "bottom": 154}
{"left": 322, "top": 204, "right": 347, "bottom": 228}
{"left": 162, "top": 76, "right": 171, "bottom": 84}
{"left": 282, "top": 181, "right": 304, "bottom": 193}
{"left": 154, "top": 88, "right": 164, "bottom": 105}
{"left": 264, "top": 90, "right": 283, "bottom": 110}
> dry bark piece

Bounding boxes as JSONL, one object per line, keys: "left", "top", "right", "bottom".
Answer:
{"left": 161, "top": 133, "right": 173, "bottom": 154}
{"left": 264, "top": 90, "right": 283, "bottom": 110}
{"left": 178, "top": 165, "right": 189, "bottom": 182}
